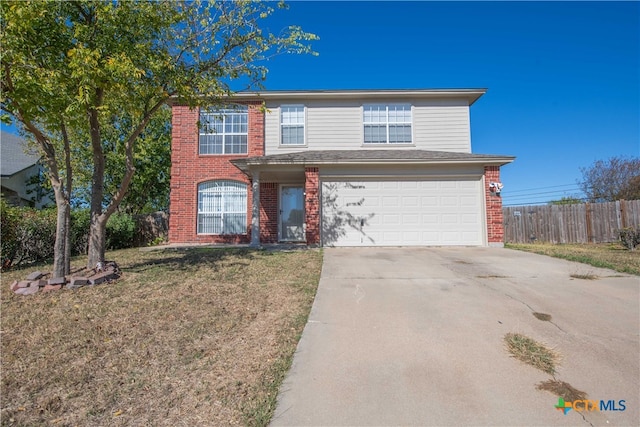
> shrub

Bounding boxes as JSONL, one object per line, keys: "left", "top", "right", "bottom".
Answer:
{"left": 1, "top": 198, "right": 20, "bottom": 269}
{"left": 618, "top": 227, "right": 640, "bottom": 251}
{"left": 72, "top": 210, "right": 138, "bottom": 253}
{"left": 18, "top": 207, "right": 57, "bottom": 264}
{"left": 1, "top": 202, "right": 57, "bottom": 267}
{"left": 1, "top": 203, "right": 139, "bottom": 269}
{"left": 106, "top": 212, "right": 136, "bottom": 250}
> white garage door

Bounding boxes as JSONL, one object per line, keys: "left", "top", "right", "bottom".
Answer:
{"left": 321, "top": 178, "right": 484, "bottom": 246}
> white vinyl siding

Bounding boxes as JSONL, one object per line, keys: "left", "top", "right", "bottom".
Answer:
{"left": 264, "top": 99, "right": 471, "bottom": 154}
{"left": 197, "top": 180, "right": 247, "bottom": 234}
{"left": 280, "top": 105, "right": 305, "bottom": 145}
{"left": 412, "top": 101, "right": 471, "bottom": 152}
{"left": 199, "top": 106, "right": 248, "bottom": 154}
{"left": 265, "top": 101, "right": 363, "bottom": 153}
{"left": 321, "top": 178, "right": 483, "bottom": 246}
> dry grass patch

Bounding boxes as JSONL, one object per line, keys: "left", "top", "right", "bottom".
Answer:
{"left": 1, "top": 247, "right": 322, "bottom": 426}
{"left": 537, "top": 379, "right": 588, "bottom": 402}
{"left": 506, "top": 242, "right": 640, "bottom": 275}
{"left": 570, "top": 273, "right": 599, "bottom": 280}
{"left": 504, "top": 332, "right": 559, "bottom": 375}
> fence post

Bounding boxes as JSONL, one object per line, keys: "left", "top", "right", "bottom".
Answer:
{"left": 620, "top": 199, "right": 628, "bottom": 229}
{"left": 585, "top": 202, "right": 593, "bottom": 243}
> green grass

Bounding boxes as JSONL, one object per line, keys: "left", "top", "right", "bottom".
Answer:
{"left": 1, "top": 247, "right": 323, "bottom": 427}
{"left": 506, "top": 242, "right": 640, "bottom": 275}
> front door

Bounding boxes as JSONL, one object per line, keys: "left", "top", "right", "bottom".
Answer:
{"left": 280, "top": 185, "right": 305, "bottom": 241}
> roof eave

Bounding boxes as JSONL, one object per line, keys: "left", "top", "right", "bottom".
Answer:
{"left": 232, "top": 156, "right": 515, "bottom": 172}
{"left": 170, "top": 88, "right": 488, "bottom": 106}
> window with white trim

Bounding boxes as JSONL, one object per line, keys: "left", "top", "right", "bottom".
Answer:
{"left": 280, "top": 105, "right": 305, "bottom": 145}
{"left": 199, "top": 106, "right": 248, "bottom": 154}
{"left": 363, "top": 104, "right": 412, "bottom": 144}
{"left": 197, "top": 180, "right": 247, "bottom": 234}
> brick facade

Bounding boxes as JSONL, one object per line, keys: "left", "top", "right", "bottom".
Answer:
{"left": 484, "top": 166, "right": 504, "bottom": 246}
{"left": 259, "top": 182, "right": 278, "bottom": 243}
{"left": 168, "top": 101, "right": 263, "bottom": 244}
{"left": 304, "top": 167, "right": 320, "bottom": 245}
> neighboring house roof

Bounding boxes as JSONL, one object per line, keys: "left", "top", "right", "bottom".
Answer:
{"left": 1, "top": 131, "right": 41, "bottom": 177}
{"left": 232, "top": 150, "right": 515, "bottom": 172}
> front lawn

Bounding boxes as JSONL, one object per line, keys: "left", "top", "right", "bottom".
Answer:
{"left": 506, "top": 242, "right": 640, "bottom": 275}
{"left": 1, "top": 247, "right": 322, "bottom": 426}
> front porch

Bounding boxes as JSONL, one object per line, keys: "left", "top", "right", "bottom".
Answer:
{"left": 250, "top": 166, "right": 320, "bottom": 247}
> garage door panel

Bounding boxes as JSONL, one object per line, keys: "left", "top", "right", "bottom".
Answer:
{"left": 321, "top": 178, "right": 483, "bottom": 246}
{"left": 421, "top": 231, "right": 439, "bottom": 241}
{"left": 383, "top": 214, "right": 401, "bottom": 225}
{"left": 462, "top": 213, "right": 480, "bottom": 223}
{"left": 442, "top": 214, "right": 459, "bottom": 224}
{"left": 441, "top": 196, "right": 459, "bottom": 207}
{"left": 401, "top": 181, "right": 418, "bottom": 190}
{"left": 382, "top": 181, "right": 399, "bottom": 190}
{"left": 402, "top": 213, "right": 419, "bottom": 225}
{"left": 422, "top": 214, "right": 438, "bottom": 224}
{"left": 420, "top": 181, "right": 438, "bottom": 190}
{"left": 402, "top": 232, "right": 421, "bottom": 244}
{"left": 421, "top": 196, "right": 437, "bottom": 207}
{"left": 402, "top": 196, "right": 419, "bottom": 207}
{"left": 440, "top": 181, "right": 457, "bottom": 189}
{"left": 463, "top": 231, "right": 481, "bottom": 241}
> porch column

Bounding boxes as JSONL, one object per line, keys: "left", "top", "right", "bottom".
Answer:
{"left": 251, "top": 170, "right": 260, "bottom": 247}
{"left": 484, "top": 166, "right": 504, "bottom": 247}
{"left": 304, "top": 167, "right": 320, "bottom": 245}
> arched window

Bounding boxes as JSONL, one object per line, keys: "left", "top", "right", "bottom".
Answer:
{"left": 197, "top": 180, "right": 247, "bottom": 234}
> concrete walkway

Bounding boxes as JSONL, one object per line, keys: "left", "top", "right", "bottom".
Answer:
{"left": 271, "top": 247, "right": 639, "bottom": 426}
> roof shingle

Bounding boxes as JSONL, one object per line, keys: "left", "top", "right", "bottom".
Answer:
{"left": 232, "top": 149, "right": 515, "bottom": 171}
{"left": 1, "top": 131, "right": 41, "bottom": 177}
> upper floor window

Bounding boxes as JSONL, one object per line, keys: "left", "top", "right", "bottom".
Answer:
{"left": 363, "top": 104, "right": 412, "bottom": 144}
{"left": 280, "top": 105, "right": 305, "bottom": 145}
{"left": 199, "top": 105, "right": 248, "bottom": 154}
{"left": 197, "top": 180, "right": 247, "bottom": 234}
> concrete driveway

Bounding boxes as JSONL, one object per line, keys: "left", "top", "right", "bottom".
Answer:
{"left": 271, "top": 247, "right": 639, "bottom": 426}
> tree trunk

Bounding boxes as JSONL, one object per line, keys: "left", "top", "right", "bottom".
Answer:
{"left": 87, "top": 213, "right": 107, "bottom": 267}
{"left": 16, "top": 117, "right": 71, "bottom": 278}
{"left": 52, "top": 188, "right": 70, "bottom": 278}
{"left": 87, "top": 94, "right": 105, "bottom": 268}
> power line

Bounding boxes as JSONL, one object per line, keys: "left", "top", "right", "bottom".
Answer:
{"left": 506, "top": 183, "right": 582, "bottom": 195}
{"left": 502, "top": 197, "right": 589, "bottom": 207}
{"left": 504, "top": 189, "right": 582, "bottom": 200}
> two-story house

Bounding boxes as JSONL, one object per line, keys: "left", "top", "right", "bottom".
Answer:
{"left": 169, "top": 89, "right": 514, "bottom": 247}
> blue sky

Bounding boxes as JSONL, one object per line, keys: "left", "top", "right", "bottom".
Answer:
{"left": 3, "top": 1, "right": 637, "bottom": 207}
{"left": 261, "top": 1, "right": 639, "bottom": 206}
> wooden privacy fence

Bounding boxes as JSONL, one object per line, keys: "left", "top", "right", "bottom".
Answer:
{"left": 503, "top": 200, "right": 640, "bottom": 244}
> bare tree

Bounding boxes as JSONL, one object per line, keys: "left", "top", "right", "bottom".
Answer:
{"left": 579, "top": 156, "right": 640, "bottom": 202}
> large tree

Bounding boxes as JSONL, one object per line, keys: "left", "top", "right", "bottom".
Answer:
{"left": 70, "top": 105, "right": 173, "bottom": 215}
{"left": 1, "top": 0, "right": 317, "bottom": 273}
{"left": 579, "top": 156, "right": 640, "bottom": 202}
{"left": 1, "top": 2, "right": 76, "bottom": 276}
